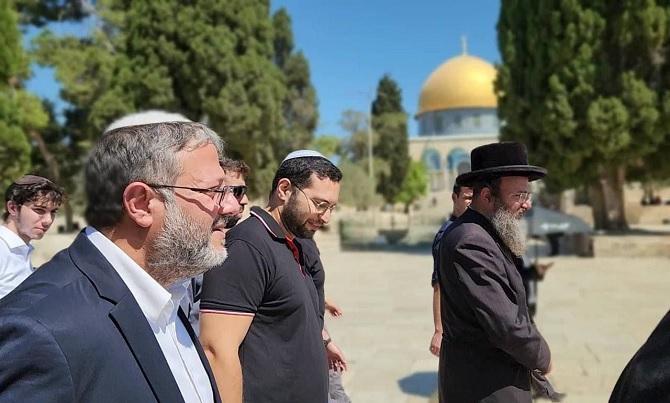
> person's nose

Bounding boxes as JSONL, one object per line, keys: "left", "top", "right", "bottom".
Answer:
{"left": 219, "top": 193, "right": 242, "bottom": 215}
{"left": 320, "top": 208, "right": 333, "bottom": 224}
{"left": 43, "top": 213, "right": 54, "bottom": 228}
{"left": 522, "top": 198, "right": 532, "bottom": 210}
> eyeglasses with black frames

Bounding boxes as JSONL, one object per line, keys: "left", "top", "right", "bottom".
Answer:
{"left": 147, "top": 184, "right": 247, "bottom": 205}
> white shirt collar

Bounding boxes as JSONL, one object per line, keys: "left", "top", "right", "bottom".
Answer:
{"left": 84, "top": 226, "right": 187, "bottom": 327}
{"left": 0, "top": 225, "right": 33, "bottom": 253}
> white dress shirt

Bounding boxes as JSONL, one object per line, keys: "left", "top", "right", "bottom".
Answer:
{"left": 0, "top": 225, "right": 34, "bottom": 299}
{"left": 85, "top": 227, "right": 214, "bottom": 403}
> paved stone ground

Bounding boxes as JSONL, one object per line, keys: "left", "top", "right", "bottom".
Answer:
{"left": 30, "top": 227, "right": 670, "bottom": 403}
{"left": 316, "top": 231, "right": 670, "bottom": 403}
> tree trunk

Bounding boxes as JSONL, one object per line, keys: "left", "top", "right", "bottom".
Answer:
{"left": 28, "top": 129, "right": 75, "bottom": 232}
{"left": 588, "top": 166, "right": 628, "bottom": 231}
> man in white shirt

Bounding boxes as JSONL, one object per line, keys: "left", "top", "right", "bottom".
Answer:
{"left": 0, "top": 175, "right": 63, "bottom": 299}
{"left": 0, "top": 121, "right": 240, "bottom": 402}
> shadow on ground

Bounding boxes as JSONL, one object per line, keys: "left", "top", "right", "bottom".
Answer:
{"left": 340, "top": 243, "right": 432, "bottom": 255}
{"left": 397, "top": 371, "right": 438, "bottom": 397}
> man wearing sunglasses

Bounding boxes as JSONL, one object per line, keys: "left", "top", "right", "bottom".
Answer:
{"left": 184, "top": 157, "right": 250, "bottom": 332}
{"left": 200, "top": 150, "right": 342, "bottom": 403}
{"left": 218, "top": 158, "right": 250, "bottom": 227}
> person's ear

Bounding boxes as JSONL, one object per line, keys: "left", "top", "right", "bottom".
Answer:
{"left": 482, "top": 187, "right": 493, "bottom": 205}
{"left": 6, "top": 201, "right": 20, "bottom": 217}
{"left": 276, "top": 178, "right": 293, "bottom": 203}
{"left": 452, "top": 192, "right": 458, "bottom": 204}
{"left": 122, "top": 182, "right": 159, "bottom": 228}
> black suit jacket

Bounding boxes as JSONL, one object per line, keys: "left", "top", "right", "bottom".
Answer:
{"left": 0, "top": 232, "right": 221, "bottom": 403}
{"left": 437, "top": 208, "right": 551, "bottom": 402}
{"left": 610, "top": 309, "right": 670, "bottom": 402}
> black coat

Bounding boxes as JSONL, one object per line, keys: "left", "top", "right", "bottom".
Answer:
{"left": 610, "top": 309, "right": 670, "bottom": 402}
{"left": 437, "top": 208, "right": 551, "bottom": 403}
{"left": 0, "top": 232, "right": 220, "bottom": 403}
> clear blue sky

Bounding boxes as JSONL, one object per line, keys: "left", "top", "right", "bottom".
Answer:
{"left": 26, "top": 1, "right": 500, "bottom": 137}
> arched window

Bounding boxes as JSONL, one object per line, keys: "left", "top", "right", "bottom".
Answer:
{"left": 447, "top": 148, "right": 468, "bottom": 171}
{"left": 422, "top": 148, "right": 441, "bottom": 171}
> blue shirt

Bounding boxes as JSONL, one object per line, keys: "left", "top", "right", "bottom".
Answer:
{"left": 431, "top": 215, "right": 457, "bottom": 286}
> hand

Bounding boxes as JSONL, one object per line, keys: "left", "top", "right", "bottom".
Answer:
{"left": 535, "top": 262, "right": 554, "bottom": 279}
{"left": 326, "top": 341, "right": 348, "bottom": 372}
{"left": 325, "top": 300, "right": 343, "bottom": 317}
{"left": 429, "top": 331, "right": 442, "bottom": 357}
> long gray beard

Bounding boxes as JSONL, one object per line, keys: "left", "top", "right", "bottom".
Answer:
{"left": 147, "top": 200, "right": 228, "bottom": 287}
{"left": 491, "top": 206, "right": 527, "bottom": 257}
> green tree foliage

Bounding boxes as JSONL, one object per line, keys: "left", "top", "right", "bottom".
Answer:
{"left": 0, "top": 0, "right": 48, "bottom": 189}
{"left": 272, "top": 7, "right": 318, "bottom": 155}
{"left": 497, "top": 0, "right": 670, "bottom": 230}
{"left": 338, "top": 109, "right": 388, "bottom": 183}
{"left": 310, "top": 135, "right": 341, "bottom": 159}
{"left": 30, "top": 101, "right": 86, "bottom": 228}
{"left": 371, "top": 74, "right": 409, "bottom": 204}
{"left": 395, "top": 160, "right": 428, "bottom": 211}
{"left": 337, "top": 159, "right": 381, "bottom": 210}
{"left": 15, "top": 0, "right": 90, "bottom": 26}
{"left": 35, "top": 0, "right": 291, "bottom": 196}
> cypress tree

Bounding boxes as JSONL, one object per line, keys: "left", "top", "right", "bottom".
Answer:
{"left": 497, "top": 0, "right": 669, "bottom": 229}
{"left": 371, "top": 74, "right": 409, "bottom": 204}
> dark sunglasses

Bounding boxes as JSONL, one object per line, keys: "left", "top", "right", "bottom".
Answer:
{"left": 223, "top": 185, "right": 247, "bottom": 200}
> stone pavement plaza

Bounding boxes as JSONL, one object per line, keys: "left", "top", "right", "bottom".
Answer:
{"left": 315, "top": 231, "right": 670, "bottom": 403}
{"left": 31, "top": 228, "right": 670, "bottom": 402}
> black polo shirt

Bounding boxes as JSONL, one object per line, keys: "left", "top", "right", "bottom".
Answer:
{"left": 200, "top": 206, "right": 328, "bottom": 403}
{"left": 297, "top": 237, "right": 325, "bottom": 321}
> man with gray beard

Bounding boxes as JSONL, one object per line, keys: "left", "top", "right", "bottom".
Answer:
{"left": 437, "top": 142, "right": 557, "bottom": 403}
{"left": 0, "top": 122, "right": 231, "bottom": 402}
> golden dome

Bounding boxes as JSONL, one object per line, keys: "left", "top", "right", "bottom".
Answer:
{"left": 418, "top": 54, "right": 497, "bottom": 115}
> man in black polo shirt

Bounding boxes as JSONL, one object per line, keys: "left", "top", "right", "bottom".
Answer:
{"left": 199, "top": 150, "right": 342, "bottom": 403}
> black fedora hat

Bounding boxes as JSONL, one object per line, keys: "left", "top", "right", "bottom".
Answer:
{"left": 456, "top": 142, "right": 547, "bottom": 186}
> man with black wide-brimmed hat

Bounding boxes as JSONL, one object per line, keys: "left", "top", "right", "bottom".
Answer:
{"left": 436, "top": 142, "right": 557, "bottom": 402}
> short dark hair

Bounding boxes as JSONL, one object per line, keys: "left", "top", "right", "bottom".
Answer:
{"left": 472, "top": 177, "right": 501, "bottom": 200}
{"left": 220, "top": 158, "right": 250, "bottom": 178}
{"left": 4, "top": 176, "right": 65, "bottom": 220}
{"left": 453, "top": 184, "right": 474, "bottom": 196}
{"left": 270, "top": 157, "right": 342, "bottom": 197}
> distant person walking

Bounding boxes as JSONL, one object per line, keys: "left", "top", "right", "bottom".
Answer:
{"left": 0, "top": 175, "right": 63, "bottom": 299}
{"left": 429, "top": 184, "right": 472, "bottom": 356}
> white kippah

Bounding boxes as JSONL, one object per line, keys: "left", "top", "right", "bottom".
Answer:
{"left": 282, "top": 149, "right": 327, "bottom": 163}
{"left": 104, "top": 110, "right": 192, "bottom": 133}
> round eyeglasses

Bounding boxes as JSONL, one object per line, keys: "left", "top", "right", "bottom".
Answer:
{"left": 294, "top": 185, "right": 336, "bottom": 215}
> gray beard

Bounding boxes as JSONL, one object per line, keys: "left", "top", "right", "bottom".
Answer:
{"left": 146, "top": 199, "right": 228, "bottom": 287}
{"left": 490, "top": 205, "right": 527, "bottom": 257}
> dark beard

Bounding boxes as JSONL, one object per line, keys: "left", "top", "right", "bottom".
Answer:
{"left": 222, "top": 214, "right": 241, "bottom": 229}
{"left": 281, "top": 193, "right": 315, "bottom": 239}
